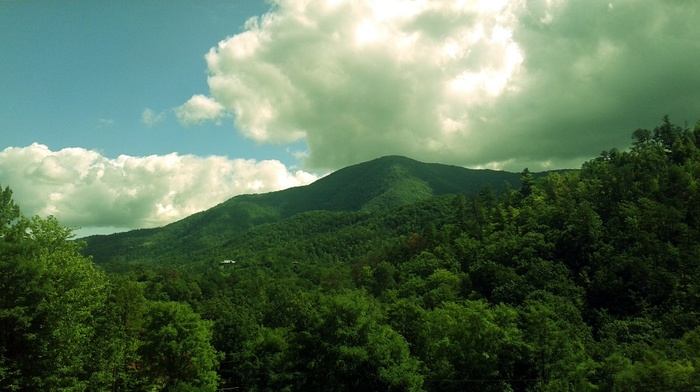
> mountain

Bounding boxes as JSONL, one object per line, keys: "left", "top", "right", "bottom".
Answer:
{"left": 82, "top": 155, "right": 539, "bottom": 264}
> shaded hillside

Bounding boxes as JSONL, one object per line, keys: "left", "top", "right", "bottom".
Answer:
{"left": 82, "top": 156, "right": 536, "bottom": 264}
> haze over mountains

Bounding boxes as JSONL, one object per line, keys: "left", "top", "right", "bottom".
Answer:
{"left": 82, "top": 155, "right": 543, "bottom": 264}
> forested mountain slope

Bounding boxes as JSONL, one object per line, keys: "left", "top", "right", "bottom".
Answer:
{"left": 115, "top": 116, "right": 700, "bottom": 391}
{"left": 82, "top": 155, "right": 535, "bottom": 264}
{"left": 4, "top": 116, "right": 700, "bottom": 391}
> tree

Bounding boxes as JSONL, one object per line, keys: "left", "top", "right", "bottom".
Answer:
{"left": 198, "top": 296, "right": 259, "bottom": 389}
{"left": 632, "top": 128, "right": 653, "bottom": 148}
{"left": 420, "top": 300, "right": 527, "bottom": 392}
{"left": 138, "top": 301, "right": 221, "bottom": 391}
{"left": 0, "top": 185, "right": 20, "bottom": 233}
{"left": 286, "top": 290, "right": 424, "bottom": 391}
{"left": 653, "top": 114, "right": 683, "bottom": 150}
{"left": 0, "top": 185, "right": 113, "bottom": 390}
{"left": 105, "top": 275, "right": 149, "bottom": 391}
{"left": 520, "top": 168, "right": 535, "bottom": 197}
{"left": 519, "top": 292, "right": 597, "bottom": 391}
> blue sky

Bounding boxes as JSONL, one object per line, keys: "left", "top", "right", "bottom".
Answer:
{"left": 1, "top": 0, "right": 301, "bottom": 165}
{"left": 1, "top": 1, "right": 699, "bottom": 235}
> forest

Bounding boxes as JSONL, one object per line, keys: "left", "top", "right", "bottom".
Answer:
{"left": 2, "top": 116, "right": 700, "bottom": 391}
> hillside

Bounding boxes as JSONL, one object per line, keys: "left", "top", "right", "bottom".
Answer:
{"left": 82, "top": 155, "right": 535, "bottom": 264}
{"left": 5, "top": 117, "right": 700, "bottom": 391}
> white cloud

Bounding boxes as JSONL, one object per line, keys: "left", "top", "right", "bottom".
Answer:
{"left": 186, "top": 0, "right": 700, "bottom": 171}
{"left": 201, "top": 0, "right": 524, "bottom": 169}
{"left": 0, "top": 143, "right": 318, "bottom": 232}
{"left": 98, "top": 118, "right": 114, "bottom": 127}
{"left": 175, "top": 94, "right": 225, "bottom": 126}
{"left": 141, "top": 108, "right": 166, "bottom": 127}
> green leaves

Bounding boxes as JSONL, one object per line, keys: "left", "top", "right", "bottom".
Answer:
{"left": 5, "top": 115, "right": 700, "bottom": 390}
{"left": 420, "top": 300, "right": 525, "bottom": 392}
{"left": 282, "top": 290, "right": 423, "bottom": 392}
{"left": 0, "top": 185, "right": 21, "bottom": 233}
{"left": 0, "top": 195, "right": 111, "bottom": 390}
{"left": 138, "top": 301, "right": 221, "bottom": 391}
{"left": 520, "top": 292, "right": 596, "bottom": 391}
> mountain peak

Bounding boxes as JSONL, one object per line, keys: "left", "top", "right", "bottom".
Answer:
{"left": 82, "top": 156, "right": 526, "bottom": 264}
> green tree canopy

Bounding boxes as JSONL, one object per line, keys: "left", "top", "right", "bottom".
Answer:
{"left": 138, "top": 301, "right": 221, "bottom": 391}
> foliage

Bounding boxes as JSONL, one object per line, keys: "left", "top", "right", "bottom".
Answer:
{"left": 0, "top": 188, "right": 112, "bottom": 390}
{"left": 138, "top": 301, "right": 220, "bottom": 391}
{"left": 4, "top": 116, "right": 700, "bottom": 390}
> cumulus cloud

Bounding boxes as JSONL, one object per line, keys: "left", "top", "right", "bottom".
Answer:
{"left": 176, "top": 94, "right": 225, "bottom": 125}
{"left": 0, "top": 143, "right": 318, "bottom": 232}
{"left": 187, "top": 0, "right": 700, "bottom": 171}
{"left": 142, "top": 108, "right": 166, "bottom": 127}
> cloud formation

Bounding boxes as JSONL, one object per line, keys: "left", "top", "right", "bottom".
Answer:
{"left": 176, "top": 94, "right": 225, "bottom": 126}
{"left": 189, "top": 0, "right": 700, "bottom": 171}
{"left": 98, "top": 118, "right": 114, "bottom": 128}
{"left": 142, "top": 108, "right": 166, "bottom": 127}
{"left": 0, "top": 144, "right": 317, "bottom": 232}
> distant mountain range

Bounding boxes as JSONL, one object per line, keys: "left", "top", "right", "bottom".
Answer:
{"left": 82, "top": 156, "right": 549, "bottom": 265}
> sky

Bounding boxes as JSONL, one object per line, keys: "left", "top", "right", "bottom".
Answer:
{"left": 1, "top": 0, "right": 699, "bottom": 236}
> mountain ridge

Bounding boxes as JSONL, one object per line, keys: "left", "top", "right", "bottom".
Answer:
{"left": 81, "top": 155, "right": 543, "bottom": 264}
